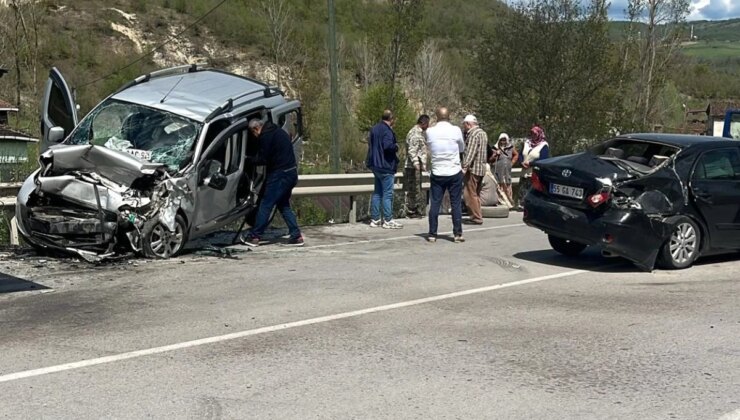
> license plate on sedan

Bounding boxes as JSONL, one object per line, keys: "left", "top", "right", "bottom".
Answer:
{"left": 549, "top": 183, "right": 584, "bottom": 199}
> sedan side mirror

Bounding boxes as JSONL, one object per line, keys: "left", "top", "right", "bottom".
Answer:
{"left": 48, "top": 126, "right": 65, "bottom": 143}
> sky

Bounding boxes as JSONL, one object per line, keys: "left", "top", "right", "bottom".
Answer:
{"left": 607, "top": 0, "right": 740, "bottom": 21}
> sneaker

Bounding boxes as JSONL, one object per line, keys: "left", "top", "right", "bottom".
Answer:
{"left": 382, "top": 219, "right": 403, "bottom": 229}
{"left": 427, "top": 235, "right": 437, "bottom": 243}
{"left": 240, "top": 234, "right": 260, "bottom": 247}
{"left": 369, "top": 219, "right": 382, "bottom": 228}
{"left": 287, "top": 235, "right": 305, "bottom": 247}
{"left": 454, "top": 235, "right": 465, "bottom": 243}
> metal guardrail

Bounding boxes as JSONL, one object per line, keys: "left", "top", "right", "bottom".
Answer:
{"left": 294, "top": 168, "right": 521, "bottom": 223}
{"left": 0, "top": 168, "right": 523, "bottom": 242}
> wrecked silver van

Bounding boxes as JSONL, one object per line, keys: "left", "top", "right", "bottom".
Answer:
{"left": 16, "top": 65, "right": 302, "bottom": 261}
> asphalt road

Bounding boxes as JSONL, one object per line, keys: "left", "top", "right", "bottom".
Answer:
{"left": 0, "top": 213, "right": 738, "bottom": 419}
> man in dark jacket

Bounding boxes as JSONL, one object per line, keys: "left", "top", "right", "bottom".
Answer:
{"left": 241, "top": 119, "right": 303, "bottom": 247}
{"left": 366, "top": 109, "right": 402, "bottom": 229}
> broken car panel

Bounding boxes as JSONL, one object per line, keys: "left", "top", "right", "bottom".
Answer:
{"left": 523, "top": 133, "right": 740, "bottom": 270}
{"left": 17, "top": 65, "right": 303, "bottom": 261}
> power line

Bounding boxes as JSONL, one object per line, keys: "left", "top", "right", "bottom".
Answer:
{"left": 78, "top": 0, "right": 229, "bottom": 88}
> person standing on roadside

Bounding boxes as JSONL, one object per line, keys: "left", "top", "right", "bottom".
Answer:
{"left": 403, "top": 114, "right": 430, "bottom": 218}
{"left": 240, "top": 119, "right": 303, "bottom": 247}
{"left": 490, "top": 132, "right": 518, "bottom": 205}
{"left": 517, "top": 124, "right": 550, "bottom": 208}
{"left": 425, "top": 107, "right": 465, "bottom": 243}
{"left": 366, "top": 109, "right": 403, "bottom": 229}
{"left": 461, "top": 114, "right": 488, "bottom": 225}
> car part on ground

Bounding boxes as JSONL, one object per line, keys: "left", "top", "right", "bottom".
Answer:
{"left": 481, "top": 205, "right": 509, "bottom": 218}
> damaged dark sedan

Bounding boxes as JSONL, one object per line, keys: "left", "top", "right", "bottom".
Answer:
{"left": 17, "top": 65, "right": 303, "bottom": 262}
{"left": 523, "top": 133, "right": 740, "bottom": 271}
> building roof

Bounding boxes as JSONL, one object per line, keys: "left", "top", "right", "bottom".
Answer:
{"left": 706, "top": 100, "right": 740, "bottom": 118}
{"left": 0, "top": 125, "right": 38, "bottom": 142}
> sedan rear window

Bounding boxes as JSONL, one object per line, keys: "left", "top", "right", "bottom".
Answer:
{"left": 591, "top": 139, "right": 680, "bottom": 168}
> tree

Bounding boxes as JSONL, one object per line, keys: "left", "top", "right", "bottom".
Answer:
{"left": 356, "top": 84, "right": 416, "bottom": 139}
{"left": 0, "top": 0, "right": 43, "bottom": 118}
{"left": 257, "top": 0, "right": 294, "bottom": 89}
{"left": 625, "top": 0, "right": 690, "bottom": 128}
{"left": 367, "top": 0, "right": 424, "bottom": 108}
{"left": 413, "top": 39, "right": 456, "bottom": 114}
{"left": 477, "top": 0, "right": 621, "bottom": 154}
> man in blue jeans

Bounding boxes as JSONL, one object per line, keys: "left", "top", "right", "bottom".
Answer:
{"left": 241, "top": 119, "right": 303, "bottom": 247}
{"left": 424, "top": 107, "right": 465, "bottom": 242}
{"left": 366, "top": 109, "right": 403, "bottom": 229}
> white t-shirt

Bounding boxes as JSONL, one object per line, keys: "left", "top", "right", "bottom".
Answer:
{"left": 425, "top": 121, "right": 464, "bottom": 177}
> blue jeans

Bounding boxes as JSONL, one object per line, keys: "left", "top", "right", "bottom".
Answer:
{"left": 371, "top": 170, "right": 395, "bottom": 222}
{"left": 250, "top": 168, "right": 301, "bottom": 239}
{"left": 428, "top": 171, "right": 463, "bottom": 236}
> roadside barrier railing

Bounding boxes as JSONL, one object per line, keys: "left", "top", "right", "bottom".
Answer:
{"left": 0, "top": 168, "right": 522, "bottom": 243}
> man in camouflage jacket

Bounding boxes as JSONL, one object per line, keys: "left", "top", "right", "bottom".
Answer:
{"left": 403, "top": 114, "right": 430, "bottom": 217}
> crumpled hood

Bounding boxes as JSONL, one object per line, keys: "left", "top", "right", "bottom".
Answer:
{"left": 40, "top": 144, "right": 166, "bottom": 187}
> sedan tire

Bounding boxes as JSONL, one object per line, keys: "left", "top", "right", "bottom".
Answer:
{"left": 142, "top": 214, "right": 187, "bottom": 259}
{"left": 657, "top": 216, "right": 700, "bottom": 270}
{"left": 548, "top": 234, "right": 587, "bottom": 257}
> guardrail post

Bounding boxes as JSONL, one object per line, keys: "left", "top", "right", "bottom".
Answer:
{"left": 10, "top": 216, "right": 19, "bottom": 246}
{"left": 349, "top": 195, "right": 357, "bottom": 224}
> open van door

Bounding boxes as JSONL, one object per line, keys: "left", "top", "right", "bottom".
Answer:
{"left": 40, "top": 67, "right": 78, "bottom": 152}
{"left": 270, "top": 100, "right": 303, "bottom": 165}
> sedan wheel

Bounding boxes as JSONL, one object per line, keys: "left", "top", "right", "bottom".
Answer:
{"left": 548, "top": 234, "right": 587, "bottom": 257}
{"left": 142, "top": 215, "right": 187, "bottom": 259}
{"left": 658, "top": 216, "right": 700, "bottom": 270}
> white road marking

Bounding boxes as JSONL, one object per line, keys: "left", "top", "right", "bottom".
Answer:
{"left": 719, "top": 408, "right": 740, "bottom": 420}
{"left": 0, "top": 266, "right": 582, "bottom": 384}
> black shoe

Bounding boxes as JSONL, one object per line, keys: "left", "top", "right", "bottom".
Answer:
{"left": 287, "top": 235, "right": 305, "bottom": 247}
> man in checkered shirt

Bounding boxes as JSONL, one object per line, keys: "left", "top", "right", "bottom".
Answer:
{"left": 461, "top": 114, "right": 488, "bottom": 224}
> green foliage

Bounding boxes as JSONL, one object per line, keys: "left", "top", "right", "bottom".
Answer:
{"left": 681, "top": 41, "right": 740, "bottom": 59}
{"left": 477, "top": 0, "right": 621, "bottom": 154}
{"left": 356, "top": 84, "right": 415, "bottom": 137}
{"left": 292, "top": 198, "right": 331, "bottom": 226}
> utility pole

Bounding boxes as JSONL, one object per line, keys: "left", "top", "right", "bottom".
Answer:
{"left": 327, "top": 0, "right": 341, "bottom": 221}
{"left": 327, "top": 0, "right": 340, "bottom": 174}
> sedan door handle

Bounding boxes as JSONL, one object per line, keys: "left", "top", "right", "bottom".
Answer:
{"left": 694, "top": 190, "right": 713, "bottom": 203}
{"left": 695, "top": 191, "right": 711, "bottom": 198}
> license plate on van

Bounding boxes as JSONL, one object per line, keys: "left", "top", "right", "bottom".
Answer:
{"left": 549, "top": 183, "right": 584, "bottom": 199}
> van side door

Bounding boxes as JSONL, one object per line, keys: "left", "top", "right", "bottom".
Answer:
{"left": 192, "top": 119, "right": 251, "bottom": 235}
{"left": 270, "top": 101, "right": 303, "bottom": 165}
{"left": 40, "top": 68, "right": 79, "bottom": 152}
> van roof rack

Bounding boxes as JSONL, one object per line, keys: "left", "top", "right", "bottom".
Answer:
{"left": 114, "top": 64, "right": 203, "bottom": 94}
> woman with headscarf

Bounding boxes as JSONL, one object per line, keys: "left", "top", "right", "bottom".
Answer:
{"left": 517, "top": 125, "right": 550, "bottom": 208}
{"left": 489, "top": 132, "right": 518, "bottom": 205}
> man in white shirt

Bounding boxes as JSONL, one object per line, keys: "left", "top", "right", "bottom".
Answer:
{"left": 425, "top": 107, "right": 465, "bottom": 243}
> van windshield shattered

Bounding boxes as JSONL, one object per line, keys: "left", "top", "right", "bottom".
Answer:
{"left": 66, "top": 99, "right": 202, "bottom": 172}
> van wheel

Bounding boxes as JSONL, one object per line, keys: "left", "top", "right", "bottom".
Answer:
{"left": 142, "top": 214, "right": 187, "bottom": 259}
{"left": 548, "top": 235, "right": 587, "bottom": 257}
{"left": 657, "top": 216, "right": 700, "bottom": 269}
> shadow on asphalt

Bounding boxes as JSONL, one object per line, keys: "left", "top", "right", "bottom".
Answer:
{"left": 513, "top": 248, "right": 639, "bottom": 273}
{"left": 693, "top": 251, "right": 740, "bottom": 267}
{"left": 0, "top": 272, "right": 50, "bottom": 294}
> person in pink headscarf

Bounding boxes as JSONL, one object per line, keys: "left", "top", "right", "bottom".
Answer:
{"left": 516, "top": 125, "right": 550, "bottom": 209}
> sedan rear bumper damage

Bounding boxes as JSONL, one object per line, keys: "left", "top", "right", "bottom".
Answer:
{"left": 523, "top": 192, "right": 671, "bottom": 271}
